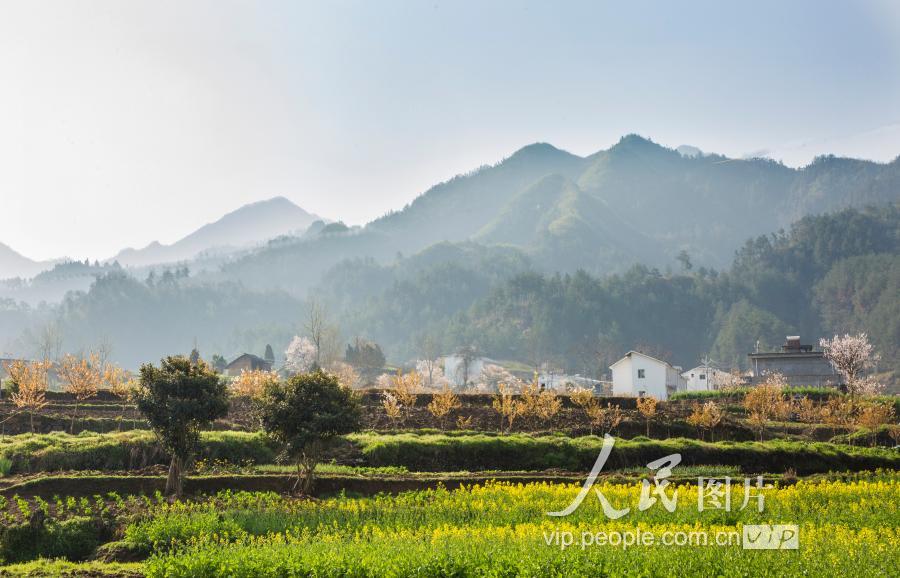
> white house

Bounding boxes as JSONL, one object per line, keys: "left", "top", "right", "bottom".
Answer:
{"left": 609, "top": 351, "right": 686, "bottom": 400}
{"left": 681, "top": 365, "right": 729, "bottom": 391}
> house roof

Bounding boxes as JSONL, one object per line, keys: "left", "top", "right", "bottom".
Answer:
{"left": 681, "top": 365, "right": 724, "bottom": 375}
{"left": 748, "top": 351, "right": 825, "bottom": 359}
{"left": 226, "top": 353, "right": 271, "bottom": 369}
{"left": 609, "top": 350, "right": 676, "bottom": 370}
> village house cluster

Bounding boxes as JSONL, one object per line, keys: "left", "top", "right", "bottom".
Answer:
{"left": 608, "top": 336, "right": 839, "bottom": 400}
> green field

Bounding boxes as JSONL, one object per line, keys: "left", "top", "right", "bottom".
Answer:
{"left": 7, "top": 473, "right": 891, "bottom": 577}
{"left": 3, "top": 430, "right": 897, "bottom": 477}
{"left": 0, "top": 429, "right": 897, "bottom": 576}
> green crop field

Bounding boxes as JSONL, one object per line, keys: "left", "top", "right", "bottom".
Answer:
{"left": 1, "top": 472, "right": 897, "bottom": 576}
{"left": 129, "top": 474, "right": 896, "bottom": 577}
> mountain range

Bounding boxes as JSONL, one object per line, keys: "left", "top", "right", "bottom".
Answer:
{"left": 0, "top": 242, "right": 52, "bottom": 280}
{"left": 217, "top": 135, "right": 900, "bottom": 295}
{"left": 3, "top": 134, "right": 899, "bottom": 298}
{"left": 0, "top": 196, "right": 321, "bottom": 281}
{"left": 109, "top": 196, "right": 320, "bottom": 268}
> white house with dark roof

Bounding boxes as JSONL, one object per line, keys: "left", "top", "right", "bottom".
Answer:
{"left": 609, "top": 351, "right": 686, "bottom": 400}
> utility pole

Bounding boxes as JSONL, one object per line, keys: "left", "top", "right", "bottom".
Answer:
{"left": 699, "top": 354, "right": 720, "bottom": 391}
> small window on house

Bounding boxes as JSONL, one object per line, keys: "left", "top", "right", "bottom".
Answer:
{"left": 700, "top": 374, "right": 706, "bottom": 380}
{"left": 637, "top": 369, "right": 645, "bottom": 379}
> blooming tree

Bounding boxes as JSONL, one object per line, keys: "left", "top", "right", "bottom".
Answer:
{"left": 58, "top": 353, "right": 102, "bottom": 433}
{"left": 427, "top": 387, "right": 461, "bottom": 430}
{"left": 104, "top": 364, "right": 138, "bottom": 429}
{"left": 388, "top": 370, "right": 420, "bottom": 423}
{"left": 284, "top": 336, "right": 318, "bottom": 375}
{"left": 4, "top": 359, "right": 50, "bottom": 433}
{"left": 416, "top": 358, "right": 448, "bottom": 390}
{"left": 744, "top": 372, "right": 791, "bottom": 440}
{"left": 686, "top": 401, "right": 723, "bottom": 441}
{"left": 232, "top": 369, "right": 280, "bottom": 399}
{"left": 636, "top": 395, "right": 659, "bottom": 437}
{"left": 820, "top": 333, "right": 881, "bottom": 400}
{"left": 492, "top": 382, "right": 523, "bottom": 434}
{"left": 375, "top": 373, "right": 393, "bottom": 390}
{"left": 585, "top": 402, "right": 624, "bottom": 436}
{"left": 381, "top": 391, "right": 403, "bottom": 429}
{"left": 328, "top": 361, "right": 360, "bottom": 389}
{"left": 478, "top": 364, "right": 518, "bottom": 392}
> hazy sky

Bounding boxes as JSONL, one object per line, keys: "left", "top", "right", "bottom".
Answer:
{"left": 2, "top": 0, "right": 899, "bottom": 261}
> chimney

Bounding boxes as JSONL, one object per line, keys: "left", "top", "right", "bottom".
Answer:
{"left": 782, "top": 336, "right": 812, "bottom": 353}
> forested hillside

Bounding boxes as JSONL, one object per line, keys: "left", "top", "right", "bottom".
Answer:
{"left": 322, "top": 205, "right": 899, "bottom": 376}
{"left": 2, "top": 205, "right": 896, "bottom": 379}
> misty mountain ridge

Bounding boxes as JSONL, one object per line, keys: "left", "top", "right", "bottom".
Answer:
{"left": 110, "top": 196, "right": 321, "bottom": 268}
{"left": 218, "top": 134, "right": 900, "bottom": 295}
{"left": 0, "top": 242, "right": 56, "bottom": 280}
{"left": 4, "top": 134, "right": 898, "bottom": 298}
{"left": 676, "top": 145, "right": 704, "bottom": 158}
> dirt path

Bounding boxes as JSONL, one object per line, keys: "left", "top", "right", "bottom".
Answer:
{"left": 0, "top": 471, "right": 591, "bottom": 498}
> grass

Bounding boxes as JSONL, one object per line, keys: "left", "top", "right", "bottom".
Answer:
{"left": 350, "top": 431, "right": 900, "bottom": 474}
{"left": 3, "top": 430, "right": 897, "bottom": 477}
{"left": 256, "top": 463, "right": 740, "bottom": 478}
{"left": 0, "top": 560, "right": 142, "bottom": 576}
{"left": 671, "top": 388, "right": 900, "bottom": 410}
{"left": 0, "top": 430, "right": 276, "bottom": 474}
{"left": 255, "top": 463, "right": 410, "bottom": 476}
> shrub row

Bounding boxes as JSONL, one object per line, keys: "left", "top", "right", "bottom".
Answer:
{"left": 351, "top": 432, "right": 900, "bottom": 475}
{"left": 358, "top": 390, "right": 643, "bottom": 409}
{"left": 0, "top": 413, "right": 150, "bottom": 436}
{"left": 2, "top": 429, "right": 896, "bottom": 476}
{"left": 671, "top": 388, "right": 900, "bottom": 411}
{"left": 671, "top": 387, "right": 834, "bottom": 400}
{"left": 0, "top": 431, "right": 277, "bottom": 474}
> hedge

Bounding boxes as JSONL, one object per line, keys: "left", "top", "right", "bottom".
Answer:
{"left": 3, "top": 430, "right": 896, "bottom": 476}
{"left": 350, "top": 432, "right": 900, "bottom": 475}
{"left": 0, "top": 431, "right": 277, "bottom": 474}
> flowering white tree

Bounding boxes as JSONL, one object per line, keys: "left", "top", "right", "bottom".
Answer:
{"left": 284, "top": 336, "right": 318, "bottom": 375}
{"left": 848, "top": 375, "right": 884, "bottom": 398}
{"left": 478, "top": 364, "right": 519, "bottom": 392}
{"left": 820, "top": 333, "right": 881, "bottom": 399}
{"left": 416, "top": 359, "right": 448, "bottom": 390}
{"left": 375, "top": 373, "right": 394, "bottom": 390}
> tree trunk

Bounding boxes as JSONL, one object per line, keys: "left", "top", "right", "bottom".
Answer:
{"left": 70, "top": 403, "right": 78, "bottom": 434}
{"left": 165, "top": 455, "right": 184, "bottom": 497}
{"left": 292, "top": 461, "right": 303, "bottom": 493}
{"left": 301, "top": 462, "right": 315, "bottom": 494}
{"left": 294, "top": 456, "right": 317, "bottom": 495}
